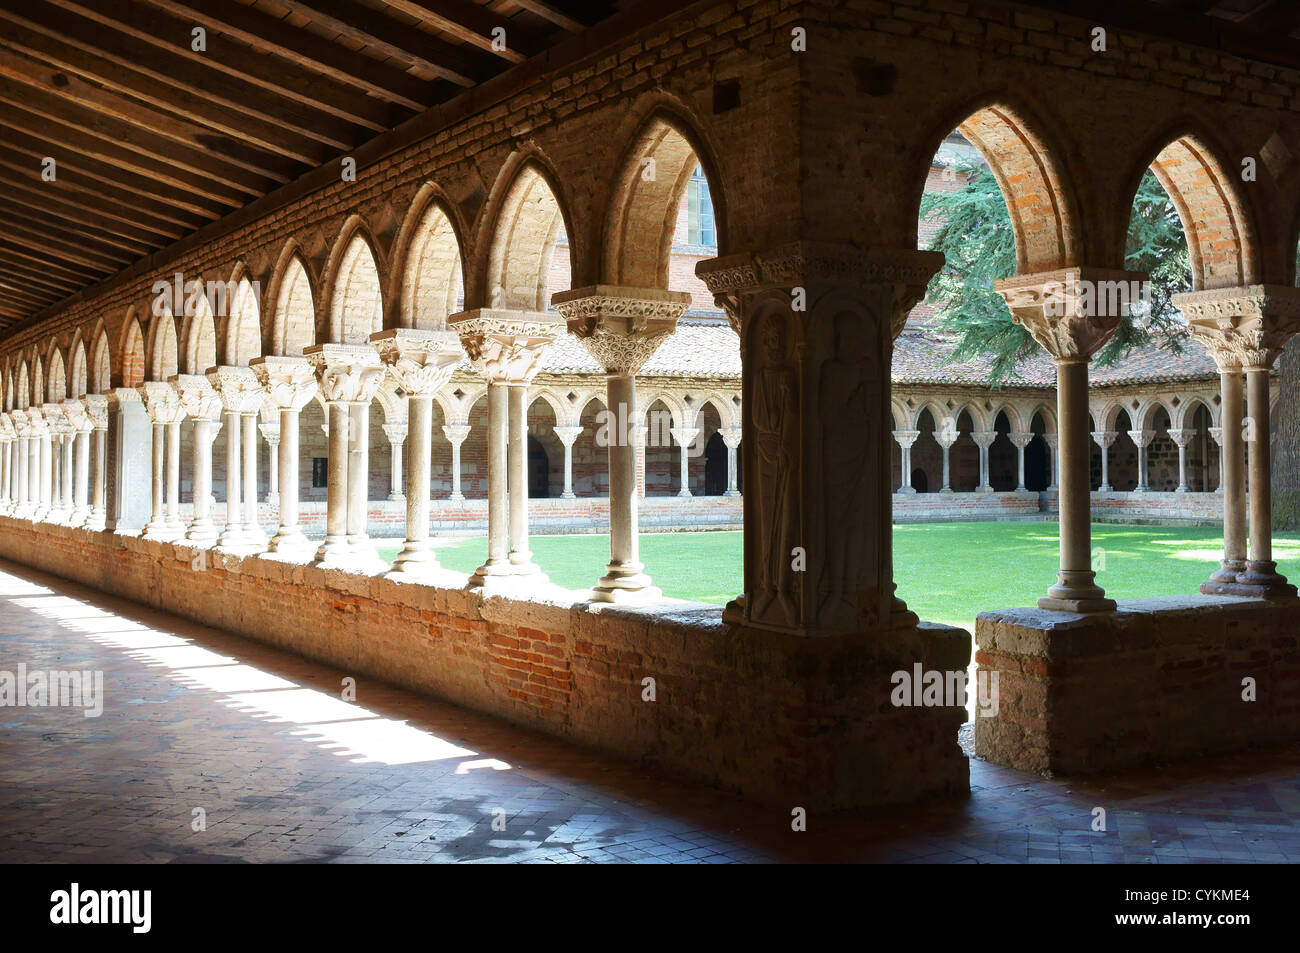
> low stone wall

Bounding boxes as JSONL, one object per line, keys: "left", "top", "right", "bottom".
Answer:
{"left": 1090, "top": 490, "right": 1224, "bottom": 523}
{"left": 0, "top": 514, "right": 970, "bottom": 811}
{"left": 892, "top": 490, "right": 1047, "bottom": 522}
{"left": 974, "top": 596, "right": 1300, "bottom": 775}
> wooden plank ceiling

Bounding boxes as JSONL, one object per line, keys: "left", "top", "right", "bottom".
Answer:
{"left": 0, "top": 0, "right": 614, "bottom": 330}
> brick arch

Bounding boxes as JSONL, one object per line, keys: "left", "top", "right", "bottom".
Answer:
{"left": 908, "top": 98, "right": 1079, "bottom": 272}
{"left": 3, "top": 360, "right": 12, "bottom": 411}
{"left": 146, "top": 308, "right": 178, "bottom": 382}
{"left": 179, "top": 293, "right": 217, "bottom": 375}
{"left": 119, "top": 312, "right": 146, "bottom": 387}
{"left": 1173, "top": 393, "right": 1220, "bottom": 431}
{"left": 602, "top": 112, "right": 720, "bottom": 288}
{"left": 477, "top": 155, "right": 573, "bottom": 312}
{"left": 68, "top": 332, "right": 87, "bottom": 399}
{"left": 46, "top": 343, "right": 66, "bottom": 402}
{"left": 15, "top": 360, "right": 28, "bottom": 410}
{"left": 1132, "top": 397, "right": 1174, "bottom": 431}
{"left": 392, "top": 185, "right": 467, "bottom": 330}
{"left": 223, "top": 263, "right": 262, "bottom": 366}
{"left": 268, "top": 241, "right": 317, "bottom": 357}
{"left": 323, "top": 217, "right": 386, "bottom": 345}
{"left": 527, "top": 388, "right": 567, "bottom": 424}
{"left": 88, "top": 321, "right": 111, "bottom": 394}
{"left": 990, "top": 401, "right": 1028, "bottom": 434}
{"left": 30, "top": 353, "right": 44, "bottom": 408}
{"left": 1127, "top": 129, "right": 1256, "bottom": 290}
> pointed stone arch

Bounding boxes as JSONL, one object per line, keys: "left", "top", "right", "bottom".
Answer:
{"left": 481, "top": 159, "right": 571, "bottom": 312}
{"left": 393, "top": 186, "right": 467, "bottom": 330}
{"left": 324, "top": 217, "right": 386, "bottom": 345}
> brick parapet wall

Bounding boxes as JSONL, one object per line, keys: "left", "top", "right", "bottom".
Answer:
{"left": 974, "top": 596, "right": 1300, "bottom": 775}
{"left": 0, "top": 514, "right": 969, "bottom": 810}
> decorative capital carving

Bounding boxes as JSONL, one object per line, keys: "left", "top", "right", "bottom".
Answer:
{"left": 171, "top": 374, "right": 222, "bottom": 422}
{"left": 448, "top": 308, "right": 562, "bottom": 384}
{"left": 258, "top": 422, "right": 281, "bottom": 443}
{"left": 137, "top": 381, "right": 186, "bottom": 424}
{"left": 719, "top": 426, "right": 742, "bottom": 449}
{"left": 1174, "top": 284, "right": 1300, "bottom": 370}
{"left": 970, "top": 430, "right": 998, "bottom": 449}
{"left": 891, "top": 428, "right": 921, "bottom": 449}
{"left": 1009, "top": 430, "right": 1035, "bottom": 450}
{"left": 994, "top": 268, "right": 1148, "bottom": 361}
{"left": 82, "top": 393, "right": 109, "bottom": 430}
{"left": 553, "top": 285, "right": 690, "bottom": 376}
{"left": 60, "top": 399, "right": 91, "bottom": 433}
{"left": 251, "top": 355, "right": 319, "bottom": 412}
{"left": 207, "top": 366, "right": 265, "bottom": 414}
{"left": 442, "top": 423, "right": 471, "bottom": 444}
{"left": 695, "top": 243, "right": 943, "bottom": 340}
{"left": 381, "top": 422, "right": 408, "bottom": 444}
{"left": 1128, "top": 429, "right": 1156, "bottom": 448}
{"left": 1091, "top": 430, "right": 1118, "bottom": 449}
{"left": 669, "top": 426, "right": 700, "bottom": 448}
{"left": 304, "top": 344, "right": 386, "bottom": 404}
{"left": 1167, "top": 428, "right": 1195, "bottom": 447}
{"left": 1208, "top": 426, "right": 1224, "bottom": 445}
{"left": 371, "top": 328, "right": 463, "bottom": 397}
{"left": 553, "top": 425, "right": 583, "bottom": 447}
{"left": 1042, "top": 433, "right": 1058, "bottom": 450}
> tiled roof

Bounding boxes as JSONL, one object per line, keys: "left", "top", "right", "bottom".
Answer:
{"left": 537, "top": 319, "right": 742, "bottom": 379}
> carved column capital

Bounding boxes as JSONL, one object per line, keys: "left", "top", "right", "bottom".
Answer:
{"left": 304, "top": 343, "right": 386, "bottom": 403}
{"left": 442, "top": 423, "right": 471, "bottom": 445}
{"left": 137, "top": 381, "right": 185, "bottom": 424}
{"left": 447, "top": 308, "right": 562, "bottom": 384}
{"left": 1175, "top": 284, "right": 1300, "bottom": 371}
{"left": 971, "top": 430, "right": 998, "bottom": 449}
{"left": 994, "top": 267, "right": 1148, "bottom": 361}
{"left": 207, "top": 366, "right": 266, "bottom": 415}
{"left": 1167, "top": 428, "right": 1195, "bottom": 448}
{"left": 670, "top": 426, "right": 700, "bottom": 449}
{"left": 381, "top": 422, "right": 408, "bottom": 445}
{"left": 891, "top": 428, "right": 921, "bottom": 449}
{"left": 1208, "top": 426, "right": 1224, "bottom": 446}
{"left": 552, "top": 285, "right": 691, "bottom": 376}
{"left": 371, "top": 328, "right": 464, "bottom": 397}
{"left": 171, "top": 374, "right": 223, "bottom": 422}
{"left": 553, "top": 425, "right": 583, "bottom": 447}
{"left": 1091, "top": 430, "right": 1118, "bottom": 449}
{"left": 258, "top": 422, "right": 281, "bottom": 444}
{"left": 82, "top": 393, "right": 109, "bottom": 430}
{"left": 1009, "top": 431, "right": 1035, "bottom": 450}
{"left": 719, "top": 426, "right": 742, "bottom": 450}
{"left": 43, "top": 403, "right": 71, "bottom": 435}
{"left": 1128, "top": 429, "right": 1156, "bottom": 449}
{"left": 60, "top": 399, "right": 91, "bottom": 434}
{"left": 251, "top": 355, "right": 319, "bottom": 411}
{"left": 696, "top": 243, "right": 943, "bottom": 340}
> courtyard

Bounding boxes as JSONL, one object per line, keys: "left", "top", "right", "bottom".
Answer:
{"left": 377, "top": 522, "right": 1300, "bottom": 634}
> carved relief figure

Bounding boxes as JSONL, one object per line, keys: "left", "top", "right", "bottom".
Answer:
{"left": 750, "top": 311, "right": 798, "bottom": 626}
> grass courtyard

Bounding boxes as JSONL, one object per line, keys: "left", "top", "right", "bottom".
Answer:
{"left": 377, "top": 522, "right": 1300, "bottom": 634}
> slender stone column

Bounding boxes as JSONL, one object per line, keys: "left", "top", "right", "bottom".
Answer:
{"left": 138, "top": 383, "right": 181, "bottom": 539}
{"left": 373, "top": 329, "right": 462, "bottom": 580}
{"left": 47, "top": 414, "right": 72, "bottom": 523}
{"left": 554, "top": 425, "right": 582, "bottom": 499}
{"left": 971, "top": 431, "right": 996, "bottom": 493}
{"left": 382, "top": 422, "right": 407, "bottom": 501}
{"left": 1091, "top": 430, "right": 1117, "bottom": 491}
{"left": 304, "top": 344, "right": 386, "bottom": 571}
{"left": 450, "top": 308, "right": 562, "bottom": 590}
{"left": 1178, "top": 285, "right": 1300, "bottom": 597}
{"left": 0, "top": 420, "right": 10, "bottom": 514}
{"left": 1128, "top": 429, "right": 1155, "bottom": 491}
{"left": 251, "top": 356, "right": 317, "bottom": 558}
{"left": 61, "top": 401, "right": 91, "bottom": 525}
{"left": 670, "top": 426, "right": 699, "bottom": 497}
{"left": 173, "top": 375, "right": 221, "bottom": 546}
{"left": 998, "top": 267, "right": 1143, "bottom": 612}
{"left": 34, "top": 409, "right": 52, "bottom": 521}
{"left": 1009, "top": 431, "right": 1034, "bottom": 492}
{"left": 442, "top": 424, "right": 470, "bottom": 500}
{"left": 892, "top": 429, "right": 920, "bottom": 494}
{"left": 242, "top": 410, "right": 263, "bottom": 545}
{"left": 259, "top": 423, "right": 280, "bottom": 505}
{"left": 25, "top": 409, "right": 42, "bottom": 520}
{"left": 1208, "top": 427, "right": 1225, "bottom": 494}
{"left": 1043, "top": 432, "right": 1059, "bottom": 491}
{"left": 10, "top": 412, "right": 29, "bottom": 517}
{"left": 720, "top": 427, "right": 742, "bottom": 497}
{"left": 934, "top": 428, "right": 957, "bottom": 493}
{"left": 1167, "top": 428, "right": 1194, "bottom": 493}
{"left": 554, "top": 287, "right": 689, "bottom": 603}
{"left": 83, "top": 394, "right": 108, "bottom": 529}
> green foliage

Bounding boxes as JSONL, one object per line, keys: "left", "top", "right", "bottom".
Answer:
{"left": 920, "top": 164, "right": 1192, "bottom": 383}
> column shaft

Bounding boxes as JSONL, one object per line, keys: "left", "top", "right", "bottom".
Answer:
{"left": 242, "top": 412, "right": 260, "bottom": 540}
{"left": 392, "top": 394, "right": 434, "bottom": 572}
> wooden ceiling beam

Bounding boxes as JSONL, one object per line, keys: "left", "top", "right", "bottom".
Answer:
{"left": 0, "top": 249, "right": 90, "bottom": 294}
{"left": 0, "top": 189, "right": 172, "bottom": 254}
{"left": 381, "top": 0, "right": 542, "bottom": 63}
{"left": 509, "top": 0, "right": 588, "bottom": 32}
{"left": 0, "top": 215, "right": 132, "bottom": 272}
{"left": 142, "top": 0, "right": 435, "bottom": 111}
{"left": 44, "top": 0, "right": 402, "bottom": 132}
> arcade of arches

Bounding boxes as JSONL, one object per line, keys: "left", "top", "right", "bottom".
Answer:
{"left": 2, "top": 0, "right": 1300, "bottom": 812}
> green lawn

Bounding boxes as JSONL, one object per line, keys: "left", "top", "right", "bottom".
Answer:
{"left": 377, "top": 522, "right": 1300, "bottom": 634}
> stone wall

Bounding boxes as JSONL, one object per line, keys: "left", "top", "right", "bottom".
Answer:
{"left": 0, "top": 514, "right": 969, "bottom": 811}
{"left": 975, "top": 596, "right": 1300, "bottom": 775}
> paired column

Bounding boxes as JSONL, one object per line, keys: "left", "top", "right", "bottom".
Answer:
{"left": 0, "top": 416, "right": 11, "bottom": 514}
{"left": 1179, "top": 285, "right": 1299, "bottom": 598}
{"left": 83, "top": 395, "right": 108, "bottom": 528}
{"left": 139, "top": 383, "right": 183, "bottom": 540}
{"left": 209, "top": 368, "right": 266, "bottom": 551}
{"left": 892, "top": 429, "right": 920, "bottom": 494}
{"left": 1091, "top": 430, "right": 1116, "bottom": 491}
{"left": 450, "top": 308, "right": 562, "bottom": 590}
{"left": 1208, "top": 427, "right": 1225, "bottom": 494}
{"left": 554, "top": 425, "right": 583, "bottom": 499}
{"left": 998, "top": 267, "right": 1143, "bottom": 612}
{"left": 554, "top": 286, "right": 688, "bottom": 604}
{"left": 382, "top": 422, "right": 407, "bottom": 501}
{"left": 1167, "top": 428, "right": 1194, "bottom": 493}
{"left": 670, "top": 426, "right": 699, "bottom": 497}
{"left": 1009, "top": 431, "right": 1034, "bottom": 492}
{"left": 304, "top": 344, "right": 387, "bottom": 571}
{"left": 372, "top": 329, "right": 463, "bottom": 581}
{"left": 251, "top": 356, "right": 318, "bottom": 559}
{"left": 1043, "top": 433, "right": 1059, "bottom": 491}
{"left": 33, "top": 408, "right": 52, "bottom": 521}
{"left": 44, "top": 407, "right": 72, "bottom": 523}
{"left": 1128, "top": 429, "right": 1155, "bottom": 491}
{"left": 442, "top": 425, "right": 470, "bottom": 500}
{"left": 60, "top": 401, "right": 91, "bottom": 525}
{"left": 971, "top": 431, "right": 996, "bottom": 493}
{"left": 10, "top": 412, "right": 29, "bottom": 517}
{"left": 173, "top": 375, "right": 222, "bottom": 547}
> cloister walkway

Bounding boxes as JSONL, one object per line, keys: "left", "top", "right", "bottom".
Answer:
{"left": 1, "top": 558, "right": 1297, "bottom": 865}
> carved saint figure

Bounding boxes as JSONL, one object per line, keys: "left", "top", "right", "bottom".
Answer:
{"left": 750, "top": 312, "right": 798, "bottom": 625}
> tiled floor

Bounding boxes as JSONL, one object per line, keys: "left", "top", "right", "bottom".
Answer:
{"left": 1, "top": 557, "right": 1298, "bottom": 864}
